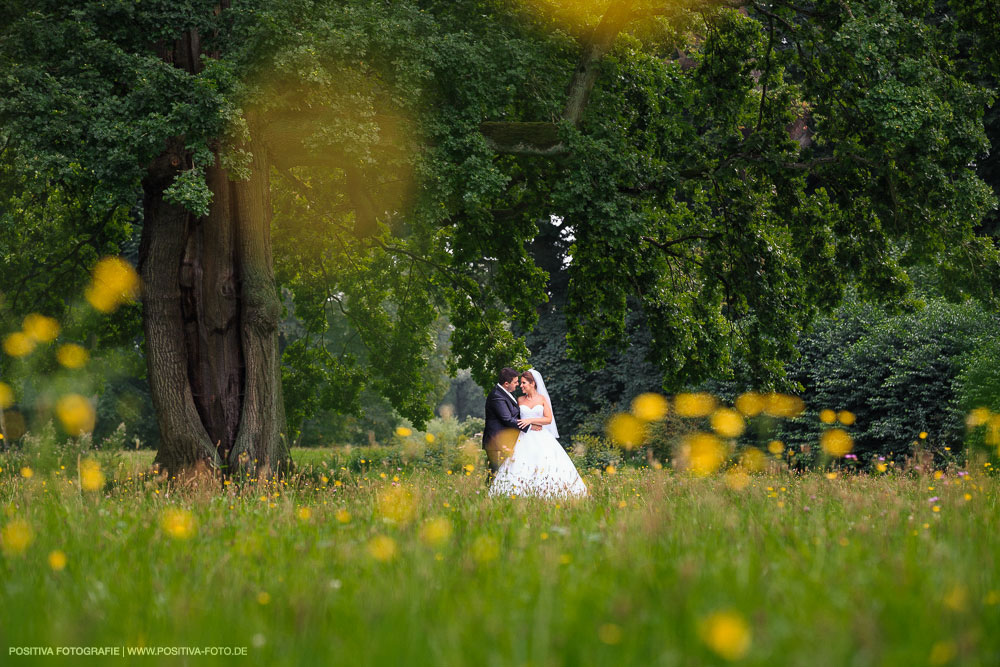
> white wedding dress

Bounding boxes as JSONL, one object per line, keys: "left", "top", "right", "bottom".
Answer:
{"left": 489, "top": 404, "right": 588, "bottom": 498}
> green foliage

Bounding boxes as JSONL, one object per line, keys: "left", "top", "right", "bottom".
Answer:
{"left": 773, "top": 295, "right": 1000, "bottom": 462}
{"left": 3, "top": 0, "right": 1000, "bottom": 442}
{"left": 955, "top": 338, "right": 1000, "bottom": 415}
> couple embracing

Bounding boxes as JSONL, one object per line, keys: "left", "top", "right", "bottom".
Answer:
{"left": 482, "top": 368, "right": 588, "bottom": 498}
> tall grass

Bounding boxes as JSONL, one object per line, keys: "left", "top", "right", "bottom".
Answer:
{"left": 1, "top": 453, "right": 998, "bottom": 666}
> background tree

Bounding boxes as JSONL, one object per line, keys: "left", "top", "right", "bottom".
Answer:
{"left": 2, "top": 0, "right": 997, "bottom": 476}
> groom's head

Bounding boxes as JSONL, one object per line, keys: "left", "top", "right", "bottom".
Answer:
{"left": 498, "top": 367, "right": 519, "bottom": 392}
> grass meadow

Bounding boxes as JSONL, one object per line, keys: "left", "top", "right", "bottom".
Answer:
{"left": 1, "top": 447, "right": 999, "bottom": 666}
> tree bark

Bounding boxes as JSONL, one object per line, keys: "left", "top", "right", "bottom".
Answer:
{"left": 143, "top": 19, "right": 289, "bottom": 480}
{"left": 179, "top": 157, "right": 243, "bottom": 462}
{"left": 141, "top": 145, "right": 222, "bottom": 474}
{"left": 228, "top": 120, "right": 291, "bottom": 478}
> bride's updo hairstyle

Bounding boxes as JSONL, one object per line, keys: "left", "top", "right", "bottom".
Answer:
{"left": 519, "top": 371, "right": 536, "bottom": 390}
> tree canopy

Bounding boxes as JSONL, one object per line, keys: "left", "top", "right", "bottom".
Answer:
{"left": 1, "top": 0, "right": 997, "bottom": 454}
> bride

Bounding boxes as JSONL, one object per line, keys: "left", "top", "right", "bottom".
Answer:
{"left": 489, "top": 369, "right": 588, "bottom": 498}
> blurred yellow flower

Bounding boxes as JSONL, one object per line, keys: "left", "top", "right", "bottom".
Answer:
{"left": 395, "top": 426, "right": 412, "bottom": 437}
{"left": 735, "top": 392, "right": 764, "bottom": 417}
{"left": 682, "top": 433, "right": 726, "bottom": 477}
{"left": 606, "top": 413, "right": 646, "bottom": 449}
{"left": 711, "top": 408, "right": 745, "bottom": 438}
{"left": 919, "top": 431, "right": 928, "bottom": 440}
{"left": 160, "top": 508, "right": 196, "bottom": 540}
{"left": 674, "top": 393, "right": 717, "bottom": 418}
{"left": 598, "top": 623, "right": 623, "bottom": 645}
{"left": 763, "top": 393, "right": 805, "bottom": 418}
{"left": 335, "top": 509, "right": 352, "bottom": 524}
{"left": 377, "top": 485, "right": 416, "bottom": 525}
{"left": 1, "top": 519, "right": 33, "bottom": 556}
{"left": 699, "top": 609, "right": 751, "bottom": 661}
{"left": 85, "top": 257, "right": 140, "bottom": 313}
{"left": 296, "top": 507, "right": 312, "bottom": 521}
{"left": 471, "top": 535, "right": 499, "bottom": 563}
{"left": 419, "top": 517, "right": 453, "bottom": 547}
{"left": 3, "top": 332, "right": 35, "bottom": 357}
{"left": 819, "top": 409, "right": 836, "bottom": 424}
{"left": 0, "top": 382, "right": 12, "bottom": 409}
{"left": 724, "top": 468, "right": 750, "bottom": 491}
{"left": 767, "top": 440, "right": 784, "bottom": 455}
{"left": 425, "top": 433, "right": 436, "bottom": 443}
{"left": 56, "top": 394, "right": 96, "bottom": 436}
{"left": 257, "top": 591, "right": 271, "bottom": 605}
{"left": 48, "top": 549, "right": 67, "bottom": 571}
{"left": 20, "top": 466, "right": 33, "bottom": 479}
{"left": 740, "top": 447, "right": 766, "bottom": 473}
{"left": 368, "top": 535, "right": 397, "bottom": 562}
{"left": 876, "top": 463, "right": 888, "bottom": 473}
{"left": 631, "top": 393, "right": 668, "bottom": 421}
{"left": 821, "top": 429, "right": 853, "bottom": 457}
{"left": 79, "top": 458, "right": 105, "bottom": 492}
{"left": 837, "top": 410, "right": 856, "bottom": 426}
{"left": 56, "top": 343, "right": 89, "bottom": 369}
{"left": 22, "top": 313, "right": 59, "bottom": 343}
{"left": 928, "top": 641, "right": 957, "bottom": 666}
{"left": 966, "top": 407, "right": 990, "bottom": 428}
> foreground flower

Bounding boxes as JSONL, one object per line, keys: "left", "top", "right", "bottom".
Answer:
{"left": 395, "top": 426, "right": 412, "bottom": 437}
{"left": 160, "top": 508, "right": 197, "bottom": 540}
{"left": 821, "top": 429, "right": 853, "bottom": 457}
{"left": 711, "top": 408, "right": 745, "bottom": 438}
{"left": 368, "top": 535, "right": 397, "bottom": 562}
{"left": 377, "top": 485, "right": 416, "bottom": 525}
{"left": 740, "top": 447, "right": 766, "bottom": 473}
{"left": 79, "top": 458, "right": 105, "bottom": 492}
{"left": 675, "top": 393, "right": 717, "bottom": 418}
{"left": 22, "top": 313, "right": 60, "bottom": 343}
{"left": 2, "top": 332, "right": 35, "bottom": 357}
{"left": 419, "top": 517, "right": 453, "bottom": 547}
{"left": 85, "top": 257, "right": 140, "bottom": 313}
{"left": 734, "top": 392, "right": 764, "bottom": 417}
{"left": 55, "top": 394, "right": 96, "bottom": 436}
{"left": 838, "top": 410, "right": 856, "bottom": 425}
{"left": 680, "top": 433, "right": 726, "bottom": 476}
{"left": 631, "top": 393, "right": 668, "bottom": 421}
{"left": 763, "top": 393, "right": 805, "bottom": 418}
{"left": 56, "top": 343, "right": 89, "bottom": 369}
{"left": 699, "top": 609, "right": 751, "bottom": 661}
{"left": 606, "top": 413, "right": 646, "bottom": 449}
{"left": 48, "top": 550, "right": 67, "bottom": 571}
{"left": 597, "top": 623, "right": 623, "bottom": 645}
{"left": 1, "top": 519, "right": 33, "bottom": 557}
{"left": 471, "top": 535, "right": 500, "bottom": 563}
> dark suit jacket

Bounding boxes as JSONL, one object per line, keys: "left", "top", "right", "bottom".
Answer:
{"left": 483, "top": 385, "right": 526, "bottom": 450}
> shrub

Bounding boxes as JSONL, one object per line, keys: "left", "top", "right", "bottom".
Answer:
{"left": 775, "top": 297, "right": 1000, "bottom": 463}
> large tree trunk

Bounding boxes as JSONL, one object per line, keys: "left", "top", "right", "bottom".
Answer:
{"left": 140, "top": 145, "right": 223, "bottom": 474}
{"left": 227, "top": 121, "right": 290, "bottom": 479}
{"left": 141, "top": 21, "right": 289, "bottom": 480}
{"left": 140, "top": 139, "right": 290, "bottom": 480}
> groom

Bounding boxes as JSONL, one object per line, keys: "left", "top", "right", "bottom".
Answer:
{"left": 482, "top": 367, "right": 529, "bottom": 477}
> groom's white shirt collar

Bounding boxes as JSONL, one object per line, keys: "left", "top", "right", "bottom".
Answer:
{"left": 496, "top": 383, "right": 516, "bottom": 404}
